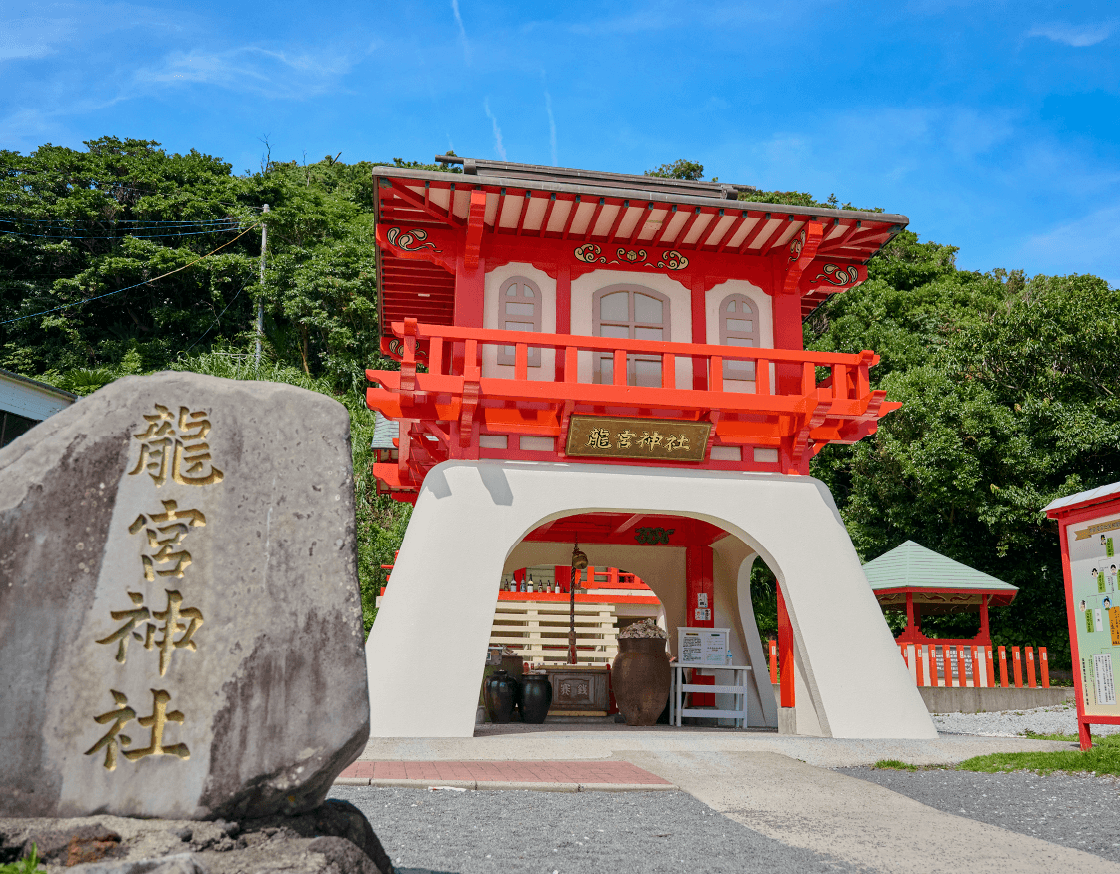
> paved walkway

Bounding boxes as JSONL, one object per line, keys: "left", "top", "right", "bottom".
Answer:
{"left": 342, "top": 729, "right": 1120, "bottom": 873}
{"left": 337, "top": 759, "right": 673, "bottom": 790}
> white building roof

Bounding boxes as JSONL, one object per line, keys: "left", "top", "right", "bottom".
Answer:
{"left": 1043, "top": 482, "right": 1120, "bottom": 514}
{"left": 0, "top": 368, "right": 77, "bottom": 421}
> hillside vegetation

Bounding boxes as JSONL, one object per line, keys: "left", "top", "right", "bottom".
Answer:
{"left": 3, "top": 140, "right": 1117, "bottom": 659}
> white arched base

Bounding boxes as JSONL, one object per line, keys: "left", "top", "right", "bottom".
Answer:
{"left": 365, "top": 461, "right": 936, "bottom": 739}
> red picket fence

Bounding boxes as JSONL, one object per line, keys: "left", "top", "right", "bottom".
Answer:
{"left": 897, "top": 642, "right": 1049, "bottom": 689}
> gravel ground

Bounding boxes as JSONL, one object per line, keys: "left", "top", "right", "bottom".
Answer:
{"left": 931, "top": 702, "right": 1120, "bottom": 738}
{"left": 330, "top": 786, "right": 860, "bottom": 874}
{"left": 839, "top": 767, "right": 1120, "bottom": 863}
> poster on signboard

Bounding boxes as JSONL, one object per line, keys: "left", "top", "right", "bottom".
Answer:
{"left": 1069, "top": 511, "right": 1120, "bottom": 715}
{"left": 677, "top": 628, "right": 731, "bottom": 666}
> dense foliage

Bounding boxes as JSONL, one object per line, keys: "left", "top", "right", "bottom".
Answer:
{"left": 3, "top": 142, "right": 1115, "bottom": 659}
{"left": 0, "top": 138, "right": 426, "bottom": 632}
{"left": 809, "top": 234, "right": 1120, "bottom": 663}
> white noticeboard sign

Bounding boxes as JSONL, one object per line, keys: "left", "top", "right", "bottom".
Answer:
{"left": 677, "top": 627, "right": 731, "bottom": 666}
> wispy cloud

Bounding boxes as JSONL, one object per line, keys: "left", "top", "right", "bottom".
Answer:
{"left": 1016, "top": 204, "right": 1120, "bottom": 286}
{"left": 451, "top": 0, "right": 471, "bottom": 64}
{"left": 0, "top": 16, "right": 77, "bottom": 61}
{"left": 1027, "top": 22, "right": 1111, "bottom": 47}
{"left": 483, "top": 98, "right": 507, "bottom": 160}
{"left": 137, "top": 45, "right": 359, "bottom": 99}
{"left": 544, "top": 90, "right": 558, "bottom": 166}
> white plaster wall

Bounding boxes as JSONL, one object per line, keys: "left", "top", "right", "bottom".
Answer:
{"left": 569, "top": 269, "right": 692, "bottom": 389}
{"left": 705, "top": 279, "right": 774, "bottom": 394}
{"left": 482, "top": 262, "right": 556, "bottom": 380}
{"left": 365, "top": 461, "right": 935, "bottom": 739}
{"left": 711, "top": 537, "right": 779, "bottom": 729}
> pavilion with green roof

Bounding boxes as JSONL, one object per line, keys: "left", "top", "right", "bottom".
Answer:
{"left": 863, "top": 540, "right": 1018, "bottom": 647}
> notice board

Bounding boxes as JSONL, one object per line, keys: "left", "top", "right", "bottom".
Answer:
{"left": 1068, "top": 511, "right": 1120, "bottom": 714}
{"left": 677, "top": 627, "right": 731, "bottom": 666}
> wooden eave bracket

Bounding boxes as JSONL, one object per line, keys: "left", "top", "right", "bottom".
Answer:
{"left": 464, "top": 190, "right": 487, "bottom": 269}
{"left": 781, "top": 221, "right": 824, "bottom": 296}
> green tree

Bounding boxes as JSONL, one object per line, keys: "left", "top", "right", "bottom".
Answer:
{"left": 645, "top": 159, "right": 705, "bottom": 181}
{"left": 0, "top": 138, "right": 440, "bottom": 633}
{"left": 809, "top": 237, "right": 1120, "bottom": 663}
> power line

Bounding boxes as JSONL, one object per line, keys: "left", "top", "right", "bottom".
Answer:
{"left": 1, "top": 227, "right": 248, "bottom": 241}
{"left": 183, "top": 284, "right": 248, "bottom": 354}
{"left": 0, "top": 216, "right": 244, "bottom": 226}
{"left": 0, "top": 222, "right": 262, "bottom": 327}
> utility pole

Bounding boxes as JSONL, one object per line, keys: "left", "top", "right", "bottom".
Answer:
{"left": 255, "top": 204, "right": 269, "bottom": 370}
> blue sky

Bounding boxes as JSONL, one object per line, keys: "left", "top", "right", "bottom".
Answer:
{"left": 2, "top": 1, "right": 1118, "bottom": 285}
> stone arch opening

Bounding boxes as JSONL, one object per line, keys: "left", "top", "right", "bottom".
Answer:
{"left": 365, "top": 460, "right": 935, "bottom": 740}
{"left": 500, "top": 509, "right": 780, "bottom": 729}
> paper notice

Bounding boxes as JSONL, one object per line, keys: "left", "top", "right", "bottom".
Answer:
{"left": 1110, "top": 608, "right": 1120, "bottom": 647}
{"left": 681, "top": 634, "right": 702, "bottom": 663}
{"left": 1094, "top": 653, "right": 1116, "bottom": 706}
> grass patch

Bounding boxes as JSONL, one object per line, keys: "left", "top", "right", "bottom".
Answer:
{"left": 959, "top": 732, "right": 1120, "bottom": 775}
{"left": 873, "top": 759, "right": 919, "bottom": 770}
{"left": 1021, "top": 730, "right": 1080, "bottom": 742}
{"left": 0, "top": 845, "right": 44, "bottom": 874}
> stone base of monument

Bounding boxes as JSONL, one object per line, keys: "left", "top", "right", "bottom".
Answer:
{"left": 0, "top": 800, "right": 396, "bottom": 874}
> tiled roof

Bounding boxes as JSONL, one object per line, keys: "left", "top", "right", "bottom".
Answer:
{"left": 863, "top": 540, "right": 1017, "bottom": 593}
{"left": 371, "top": 411, "right": 399, "bottom": 450}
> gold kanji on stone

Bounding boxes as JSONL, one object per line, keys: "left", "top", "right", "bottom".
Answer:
{"left": 84, "top": 690, "right": 135, "bottom": 771}
{"left": 85, "top": 689, "right": 190, "bottom": 770}
{"left": 95, "top": 592, "right": 150, "bottom": 664}
{"left": 129, "top": 500, "right": 207, "bottom": 580}
{"left": 129, "top": 405, "right": 224, "bottom": 487}
{"left": 95, "top": 589, "right": 203, "bottom": 676}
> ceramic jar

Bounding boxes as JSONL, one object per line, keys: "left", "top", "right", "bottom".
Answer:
{"left": 519, "top": 673, "right": 553, "bottom": 724}
{"left": 610, "top": 637, "right": 671, "bottom": 726}
{"left": 484, "top": 669, "right": 520, "bottom": 723}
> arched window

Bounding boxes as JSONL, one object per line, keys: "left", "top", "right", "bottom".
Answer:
{"left": 497, "top": 276, "right": 542, "bottom": 366}
{"left": 592, "top": 284, "right": 671, "bottom": 387}
{"left": 719, "top": 293, "right": 759, "bottom": 381}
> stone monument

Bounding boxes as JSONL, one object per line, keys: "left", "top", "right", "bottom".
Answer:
{"left": 0, "top": 372, "right": 370, "bottom": 820}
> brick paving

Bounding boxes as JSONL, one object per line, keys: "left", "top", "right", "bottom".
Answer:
{"left": 338, "top": 759, "right": 671, "bottom": 785}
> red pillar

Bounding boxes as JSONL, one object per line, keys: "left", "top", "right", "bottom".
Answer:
{"left": 555, "top": 263, "right": 571, "bottom": 381}
{"left": 686, "top": 540, "right": 715, "bottom": 706}
{"left": 771, "top": 291, "right": 804, "bottom": 396}
{"left": 777, "top": 585, "right": 795, "bottom": 707}
{"left": 690, "top": 275, "right": 708, "bottom": 391}
{"left": 453, "top": 254, "right": 485, "bottom": 327}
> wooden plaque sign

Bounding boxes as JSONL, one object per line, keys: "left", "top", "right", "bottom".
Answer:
{"left": 564, "top": 415, "right": 710, "bottom": 463}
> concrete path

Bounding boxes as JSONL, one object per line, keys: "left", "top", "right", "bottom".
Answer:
{"left": 359, "top": 725, "right": 1075, "bottom": 769}
{"left": 619, "top": 750, "right": 1120, "bottom": 874}
{"left": 349, "top": 729, "right": 1120, "bottom": 873}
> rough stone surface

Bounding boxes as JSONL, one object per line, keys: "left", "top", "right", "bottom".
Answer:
{"left": 0, "top": 372, "right": 370, "bottom": 820}
{"left": 0, "top": 804, "right": 394, "bottom": 874}
{"left": 69, "top": 853, "right": 209, "bottom": 874}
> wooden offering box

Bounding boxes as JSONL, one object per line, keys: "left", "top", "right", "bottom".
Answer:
{"left": 541, "top": 665, "right": 611, "bottom": 717}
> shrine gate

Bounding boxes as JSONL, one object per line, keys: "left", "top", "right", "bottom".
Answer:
{"left": 363, "top": 156, "right": 936, "bottom": 739}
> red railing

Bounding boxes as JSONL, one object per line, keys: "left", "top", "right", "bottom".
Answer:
{"left": 374, "top": 318, "right": 880, "bottom": 413}
{"left": 367, "top": 319, "right": 899, "bottom": 495}
{"left": 897, "top": 643, "right": 1051, "bottom": 689}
